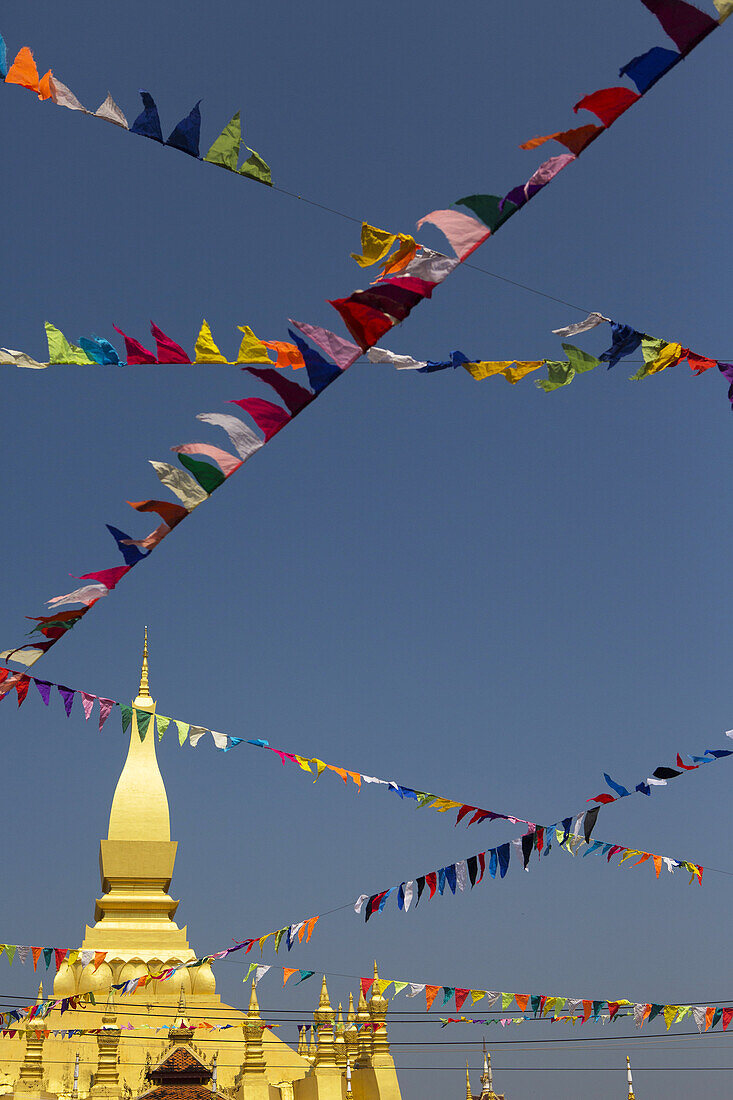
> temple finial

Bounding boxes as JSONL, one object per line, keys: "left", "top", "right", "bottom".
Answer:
{"left": 465, "top": 1062, "right": 472, "bottom": 1100}
{"left": 627, "top": 1054, "right": 635, "bottom": 1099}
{"left": 373, "top": 960, "right": 379, "bottom": 981}
{"left": 248, "top": 979, "right": 261, "bottom": 1017}
{"left": 36, "top": 983, "right": 43, "bottom": 1005}
{"left": 139, "top": 626, "right": 150, "bottom": 699}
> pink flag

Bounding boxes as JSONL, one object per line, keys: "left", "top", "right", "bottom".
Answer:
{"left": 243, "top": 367, "right": 314, "bottom": 415}
{"left": 171, "top": 443, "right": 243, "bottom": 477}
{"left": 287, "top": 319, "right": 360, "bottom": 369}
{"left": 526, "top": 154, "right": 576, "bottom": 188}
{"left": 80, "top": 692, "right": 96, "bottom": 720}
{"left": 98, "top": 698, "right": 115, "bottom": 731}
{"left": 78, "top": 566, "right": 131, "bottom": 590}
{"left": 415, "top": 210, "right": 490, "bottom": 261}
{"left": 228, "top": 398, "right": 291, "bottom": 441}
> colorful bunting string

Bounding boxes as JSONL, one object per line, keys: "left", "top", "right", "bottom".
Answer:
{"left": 0, "top": 39, "right": 271, "bottom": 186}
{"left": 0, "top": 3, "right": 725, "bottom": 668}
{"left": 3, "top": 664, "right": 731, "bottom": 842}
{"left": 4, "top": 937, "right": 730, "bottom": 1038}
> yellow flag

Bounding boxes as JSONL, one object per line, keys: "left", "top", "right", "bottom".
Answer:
{"left": 310, "top": 758, "right": 327, "bottom": 781}
{"left": 462, "top": 361, "right": 514, "bottom": 381}
{"left": 470, "top": 990, "right": 485, "bottom": 1004}
{"left": 714, "top": 0, "right": 733, "bottom": 21}
{"left": 431, "top": 798, "right": 462, "bottom": 813}
{"left": 235, "top": 325, "right": 272, "bottom": 364}
{"left": 68, "top": 950, "right": 80, "bottom": 966}
{"left": 502, "top": 361, "right": 546, "bottom": 384}
{"left": 351, "top": 223, "right": 398, "bottom": 267}
{"left": 195, "top": 320, "right": 229, "bottom": 364}
{"left": 375, "top": 979, "right": 392, "bottom": 996}
{"left": 294, "top": 756, "right": 313, "bottom": 772}
{"left": 664, "top": 1005, "right": 679, "bottom": 1030}
{"left": 644, "top": 341, "right": 683, "bottom": 376}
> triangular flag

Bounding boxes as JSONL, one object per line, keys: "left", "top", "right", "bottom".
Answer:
{"left": 283, "top": 968, "right": 298, "bottom": 986}
{"left": 31, "top": 947, "right": 42, "bottom": 971}
{"left": 194, "top": 320, "right": 228, "bottom": 364}
{"left": 130, "top": 90, "right": 163, "bottom": 143}
{"left": 156, "top": 715, "right": 170, "bottom": 741}
{"left": 235, "top": 325, "right": 272, "bottom": 364}
{"left": 167, "top": 100, "right": 202, "bottom": 158}
{"left": 98, "top": 698, "right": 115, "bottom": 731}
{"left": 136, "top": 710, "right": 152, "bottom": 741}
{"left": 120, "top": 705, "right": 133, "bottom": 734}
{"left": 95, "top": 93, "right": 128, "bottom": 128}
{"left": 239, "top": 147, "right": 272, "bottom": 185}
{"left": 425, "top": 986, "right": 440, "bottom": 1011}
{"left": 5, "top": 47, "right": 40, "bottom": 92}
{"left": 45, "top": 323, "right": 95, "bottom": 365}
{"left": 150, "top": 322, "right": 190, "bottom": 364}
{"left": 49, "top": 77, "right": 86, "bottom": 112}
{"left": 175, "top": 721, "right": 190, "bottom": 746}
{"left": 80, "top": 693, "right": 96, "bottom": 720}
{"left": 361, "top": 977, "right": 375, "bottom": 998}
{"left": 204, "top": 111, "right": 241, "bottom": 171}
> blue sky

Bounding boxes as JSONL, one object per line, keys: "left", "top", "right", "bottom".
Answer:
{"left": 1, "top": 2, "right": 732, "bottom": 1097}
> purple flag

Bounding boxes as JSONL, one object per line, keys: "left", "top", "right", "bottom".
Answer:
{"left": 58, "top": 686, "right": 75, "bottom": 717}
{"left": 34, "top": 679, "right": 52, "bottom": 706}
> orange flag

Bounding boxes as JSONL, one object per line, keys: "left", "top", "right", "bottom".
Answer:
{"left": 38, "top": 71, "right": 53, "bottom": 101}
{"left": 328, "top": 765, "right": 349, "bottom": 784}
{"left": 261, "top": 341, "right": 306, "bottom": 369}
{"left": 582, "top": 1000, "right": 592, "bottom": 1022}
{"left": 520, "top": 124, "right": 601, "bottom": 156}
{"left": 93, "top": 952, "right": 107, "bottom": 971}
{"left": 515, "top": 994, "right": 530, "bottom": 1012}
{"left": 283, "top": 968, "right": 298, "bottom": 986}
{"left": 5, "top": 47, "right": 40, "bottom": 92}
{"left": 348, "top": 771, "right": 362, "bottom": 788}
{"left": 425, "top": 985, "right": 440, "bottom": 1011}
{"left": 31, "top": 947, "right": 42, "bottom": 971}
{"left": 305, "top": 916, "right": 319, "bottom": 943}
{"left": 705, "top": 1006, "right": 715, "bottom": 1031}
{"left": 653, "top": 855, "right": 662, "bottom": 878}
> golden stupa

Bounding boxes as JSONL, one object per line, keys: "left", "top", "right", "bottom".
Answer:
{"left": 0, "top": 634, "right": 403, "bottom": 1100}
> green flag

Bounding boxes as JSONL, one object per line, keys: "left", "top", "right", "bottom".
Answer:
{"left": 239, "top": 147, "right": 272, "bottom": 186}
{"left": 562, "top": 342, "right": 600, "bottom": 374}
{"left": 204, "top": 111, "right": 241, "bottom": 171}
{"left": 45, "top": 322, "right": 94, "bottom": 365}
{"left": 178, "top": 453, "right": 225, "bottom": 494}
{"left": 454, "top": 194, "right": 517, "bottom": 232}
{"left": 296, "top": 970, "right": 315, "bottom": 984}
{"left": 274, "top": 928, "right": 288, "bottom": 954}
{"left": 136, "top": 710, "right": 152, "bottom": 741}
{"left": 175, "top": 721, "right": 189, "bottom": 746}
{"left": 156, "top": 715, "right": 170, "bottom": 742}
{"left": 536, "top": 360, "right": 575, "bottom": 392}
{"left": 120, "top": 705, "right": 133, "bottom": 734}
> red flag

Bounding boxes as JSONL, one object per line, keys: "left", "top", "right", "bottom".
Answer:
{"left": 361, "top": 977, "right": 375, "bottom": 998}
{"left": 128, "top": 499, "right": 188, "bottom": 529}
{"left": 228, "top": 398, "right": 290, "bottom": 441}
{"left": 78, "top": 566, "right": 131, "bottom": 590}
{"left": 328, "top": 297, "right": 393, "bottom": 351}
{"left": 608, "top": 1002, "right": 619, "bottom": 1020}
{"left": 685, "top": 351, "right": 717, "bottom": 374}
{"left": 425, "top": 872, "right": 438, "bottom": 898}
{"left": 113, "top": 325, "right": 157, "bottom": 364}
{"left": 454, "top": 989, "right": 469, "bottom": 1011}
{"left": 476, "top": 853, "right": 486, "bottom": 883}
{"left": 15, "top": 676, "right": 31, "bottom": 706}
{"left": 243, "top": 367, "right": 313, "bottom": 415}
{"left": 574, "top": 87, "right": 640, "bottom": 126}
{"left": 54, "top": 949, "right": 68, "bottom": 971}
{"left": 722, "top": 1008, "right": 733, "bottom": 1031}
{"left": 150, "top": 322, "right": 191, "bottom": 364}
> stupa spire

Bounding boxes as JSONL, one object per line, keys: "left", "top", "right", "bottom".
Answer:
{"left": 107, "top": 628, "right": 170, "bottom": 841}
{"left": 137, "top": 625, "right": 151, "bottom": 702}
{"left": 627, "top": 1055, "right": 635, "bottom": 1099}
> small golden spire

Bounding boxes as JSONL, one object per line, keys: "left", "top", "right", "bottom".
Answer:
{"left": 248, "top": 979, "right": 261, "bottom": 1018}
{"left": 373, "top": 960, "right": 379, "bottom": 981}
{"left": 36, "top": 983, "right": 43, "bottom": 1005}
{"left": 319, "top": 975, "right": 331, "bottom": 1010}
{"left": 347, "top": 992, "right": 356, "bottom": 1025}
{"left": 139, "top": 626, "right": 150, "bottom": 698}
{"left": 465, "top": 1062, "right": 472, "bottom": 1100}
